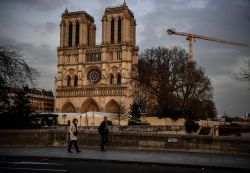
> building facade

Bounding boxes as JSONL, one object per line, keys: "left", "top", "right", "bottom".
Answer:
{"left": 6, "top": 88, "right": 54, "bottom": 113}
{"left": 27, "top": 88, "right": 54, "bottom": 113}
{"left": 55, "top": 2, "right": 138, "bottom": 114}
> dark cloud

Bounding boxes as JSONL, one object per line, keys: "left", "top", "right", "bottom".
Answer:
{"left": 45, "top": 22, "right": 58, "bottom": 33}
{"left": 29, "top": 22, "right": 59, "bottom": 37}
{"left": 0, "top": 0, "right": 67, "bottom": 12}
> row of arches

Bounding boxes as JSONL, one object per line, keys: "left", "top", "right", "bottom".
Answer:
{"left": 66, "top": 73, "right": 121, "bottom": 86}
{"left": 111, "top": 17, "right": 122, "bottom": 44}
{"left": 67, "top": 21, "right": 95, "bottom": 47}
{"left": 68, "top": 21, "right": 80, "bottom": 47}
{"left": 67, "top": 75, "right": 78, "bottom": 87}
{"left": 64, "top": 66, "right": 123, "bottom": 87}
{"left": 61, "top": 98, "right": 120, "bottom": 113}
{"left": 110, "top": 73, "right": 121, "bottom": 85}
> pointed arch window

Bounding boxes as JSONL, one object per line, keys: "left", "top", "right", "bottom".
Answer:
{"left": 68, "top": 22, "right": 72, "bottom": 47}
{"left": 118, "top": 17, "right": 122, "bottom": 43}
{"left": 110, "top": 74, "right": 114, "bottom": 84}
{"left": 117, "top": 73, "right": 121, "bottom": 84}
{"left": 74, "top": 75, "right": 78, "bottom": 87}
{"left": 67, "top": 76, "right": 71, "bottom": 87}
{"left": 111, "top": 18, "right": 114, "bottom": 44}
{"left": 75, "top": 21, "right": 80, "bottom": 46}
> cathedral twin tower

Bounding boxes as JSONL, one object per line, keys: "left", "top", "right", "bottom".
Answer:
{"left": 55, "top": 2, "right": 138, "bottom": 114}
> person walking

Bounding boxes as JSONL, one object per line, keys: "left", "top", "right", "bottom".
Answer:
{"left": 68, "top": 118, "right": 81, "bottom": 153}
{"left": 98, "top": 116, "right": 109, "bottom": 151}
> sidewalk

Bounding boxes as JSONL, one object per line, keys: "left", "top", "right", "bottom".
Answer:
{"left": 0, "top": 147, "right": 249, "bottom": 170}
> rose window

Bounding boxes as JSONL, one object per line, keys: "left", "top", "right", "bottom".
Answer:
{"left": 87, "top": 69, "right": 101, "bottom": 84}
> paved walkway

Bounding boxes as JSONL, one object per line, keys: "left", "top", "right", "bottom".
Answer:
{"left": 0, "top": 147, "right": 249, "bottom": 170}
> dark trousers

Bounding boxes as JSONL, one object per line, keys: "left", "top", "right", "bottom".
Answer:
{"left": 68, "top": 140, "right": 80, "bottom": 152}
{"left": 100, "top": 133, "right": 109, "bottom": 150}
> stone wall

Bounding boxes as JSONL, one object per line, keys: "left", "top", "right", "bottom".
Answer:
{"left": 0, "top": 130, "right": 249, "bottom": 155}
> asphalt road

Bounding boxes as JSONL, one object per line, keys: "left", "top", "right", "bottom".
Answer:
{"left": 0, "top": 157, "right": 248, "bottom": 173}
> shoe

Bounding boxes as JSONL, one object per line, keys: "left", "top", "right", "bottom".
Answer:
{"left": 101, "top": 149, "right": 107, "bottom": 151}
{"left": 77, "top": 150, "right": 81, "bottom": 153}
{"left": 68, "top": 151, "right": 73, "bottom": 153}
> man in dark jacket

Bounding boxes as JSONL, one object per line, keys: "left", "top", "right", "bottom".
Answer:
{"left": 98, "top": 116, "right": 109, "bottom": 151}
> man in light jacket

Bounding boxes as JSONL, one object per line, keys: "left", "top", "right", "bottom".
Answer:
{"left": 68, "top": 118, "right": 81, "bottom": 153}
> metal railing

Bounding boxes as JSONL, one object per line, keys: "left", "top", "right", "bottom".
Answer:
{"left": 42, "top": 125, "right": 184, "bottom": 132}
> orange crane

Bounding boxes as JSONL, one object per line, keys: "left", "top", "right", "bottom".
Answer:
{"left": 167, "top": 28, "right": 248, "bottom": 62}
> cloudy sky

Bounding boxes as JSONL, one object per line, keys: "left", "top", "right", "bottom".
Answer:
{"left": 0, "top": 0, "right": 249, "bottom": 116}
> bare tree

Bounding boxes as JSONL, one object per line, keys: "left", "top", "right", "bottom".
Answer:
{"left": 137, "top": 47, "right": 216, "bottom": 120}
{"left": 176, "top": 62, "right": 215, "bottom": 119}
{"left": 0, "top": 45, "right": 39, "bottom": 88}
{"left": 138, "top": 47, "right": 185, "bottom": 118}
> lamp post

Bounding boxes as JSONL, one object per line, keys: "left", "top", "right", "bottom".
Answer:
{"left": 80, "top": 115, "right": 82, "bottom": 126}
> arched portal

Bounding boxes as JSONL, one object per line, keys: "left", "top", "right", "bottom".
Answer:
{"left": 62, "top": 102, "right": 76, "bottom": 112}
{"left": 105, "top": 99, "right": 120, "bottom": 113}
{"left": 81, "top": 98, "right": 99, "bottom": 113}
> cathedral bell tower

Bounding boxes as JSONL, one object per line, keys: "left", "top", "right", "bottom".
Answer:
{"left": 102, "top": 1, "right": 136, "bottom": 46}
{"left": 59, "top": 8, "right": 96, "bottom": 48}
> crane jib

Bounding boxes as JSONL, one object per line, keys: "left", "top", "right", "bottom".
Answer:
{"left": 166, "top": 28, "right": 248, "bottom": 61}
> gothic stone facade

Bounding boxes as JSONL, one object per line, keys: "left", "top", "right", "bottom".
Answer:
{"left": 55, "top": 3, "right": 138, "bottom": 114}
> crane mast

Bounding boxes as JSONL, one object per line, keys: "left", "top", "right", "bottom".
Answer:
{"left": 167, "top": 28, "right": 248, "bottom": 62}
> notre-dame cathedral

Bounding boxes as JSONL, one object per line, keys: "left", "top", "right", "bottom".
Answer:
{"left": 55, "top": 2, "right": 138, "bottom": 114}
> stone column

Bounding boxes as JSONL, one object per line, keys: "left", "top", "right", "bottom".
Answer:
{"left": 82, "top": 22, "right": 88, "bottom": 46}
{"left": 82, "top": 50, "right": 86, "bottom": 63}
{"left": 102, "top": 20, "right": 104, "bottom": 44}
{"left": 65, "top": 21, "right": 69, "bottom": 47}
{"left": 89, "top": 25, "right": 92, "bottom": 45}
{"left": 107, "top": 17, "right": 111, "bottom": 44}
{"left": 123, "top": 18, "right": 130, "bottom": 43}
{"left": 133, "top": 24, "right": 136, "bottom": 45}
{"left": 79, "top": 49, "right": 83, "bottom": 63}
{"left": 104, "top": 19, "right": 108, "bottom": 44}
{"left": 91, "top": 24, "right": 96, "bottom": 45}
{"left": 122, "top": 18, "right": 126, "bottom": 43}
{"left": 60, "top": 22, "right": 64, "bottom": 47}
{"left": 127, "top": 19, "right": 130, "bottom": 43}
{"left": 80, "top": 20, "right": 84, "bottom": 46}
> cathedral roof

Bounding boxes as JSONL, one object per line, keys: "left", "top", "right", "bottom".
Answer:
{"left": 62, "top": 11, "right": 94, "bottom": 22}
{"left": 105, "top": 2, "right": 134, "bottom": 17}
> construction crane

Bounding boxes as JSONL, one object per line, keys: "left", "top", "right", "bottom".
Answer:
{"left": 167, "top": 28, "right": 248, "bottom": 62}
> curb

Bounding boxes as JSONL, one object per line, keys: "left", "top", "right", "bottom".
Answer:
{"left": 1, "top": 154, "right": 249, "bottom": 172}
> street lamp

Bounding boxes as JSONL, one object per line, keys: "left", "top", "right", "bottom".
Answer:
{"left": 80, "top": 115, "right": 82, "bottom": 126}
